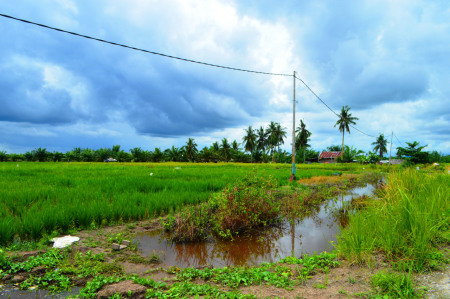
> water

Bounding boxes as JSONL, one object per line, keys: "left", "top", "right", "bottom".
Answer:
{"left": 135, "top": 182, "right": 378, "bottom": 268}
{"left": 0, "top": 285, "right": 80, "bottom": 298}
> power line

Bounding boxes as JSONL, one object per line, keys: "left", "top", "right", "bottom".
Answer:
{"left": 1, "top": 12, "right": 383, "bottom": 140}
{"left": 394, "top": 134, "right": 406, "bottom": 147}
{"left": 294, "top": 75, "right": 377, "bottom": 138}
{"left": 0, "top": 13, "right": 292, "bottom": 77}
{"left": 294, "top": 75, "right": 339, "bottom": 117}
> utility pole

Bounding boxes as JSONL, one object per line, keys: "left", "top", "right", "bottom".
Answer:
{"left": 389, "top": 131, "right": 393, "bottom": 165}
{"left": 291, "top": 71, "right": 296, "bottom": 181}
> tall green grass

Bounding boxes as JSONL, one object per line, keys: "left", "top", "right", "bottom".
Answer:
{"left": 0, "top": 162, "right": 382, "bottom": 245}
{"left": 338, "top": 169, "right": 449, "bottom": 271}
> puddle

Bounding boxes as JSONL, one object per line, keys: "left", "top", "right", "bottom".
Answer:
{"left": 0, "top": 285, "right": 80, "bottom": 298}
{"left": 136, "top": 182, "right": 380, "bottom": 268}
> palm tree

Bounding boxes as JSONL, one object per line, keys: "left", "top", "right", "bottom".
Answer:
{"left": 266, "top": 121, "right": 278, "bottom": 162}
{"left": 256, "top": 126, "right": 267, "bottom": 154}
{"left": 231, "top": 140, "right": 240, "bottom": 151}
{"left": 372, "top": 134, "right": 388, "bottom": 158}
{"left": 242, "top": 126, "right": 257, "bottom": 163}
{"left": 275, "top": 123, "right": 287, "bottom": 154}
{"left": 164, "top": 146, "right": 182, "bottom": 162}
{"left": 296, "top": 120, "right": 311, "bottom": 163}
{"left": 334, "top": 106, "right": 358, "bottom": 157}
{"left": 198, "top": 146, "right": 214, "bottom": 162}
{"left": 185, "top": 138, "right": 198, "bottom": 162}
{"left": 220, "top": 138, "right": 232, "bottom": 162}
{"left": 266, "top": 122, "right": 286, "bottom": 162}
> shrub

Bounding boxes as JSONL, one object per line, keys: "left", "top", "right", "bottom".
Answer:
{"left": 210, "top": 173, "right": 280, "bottom": 239}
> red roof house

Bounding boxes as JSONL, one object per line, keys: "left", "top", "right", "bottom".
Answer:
{"left": 318, "top": 151, "right": 342, "bottom": 163}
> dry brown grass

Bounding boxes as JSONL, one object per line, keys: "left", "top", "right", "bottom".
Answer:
{"left": 297, "top": 173, "right": 361, "bottom": 185}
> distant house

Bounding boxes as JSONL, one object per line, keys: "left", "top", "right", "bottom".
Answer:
{"left": 104, "top": 157, "right": 118, "bottom": 162}
{"left": 318, "top": 151, "right": 342, "bottom": 163}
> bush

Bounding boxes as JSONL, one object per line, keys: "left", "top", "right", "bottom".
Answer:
{"left": 0, "top": 151, "right": 7, "bottom": 162}
{"left": 210, "top": 173, "right": 280, "bottom": 239}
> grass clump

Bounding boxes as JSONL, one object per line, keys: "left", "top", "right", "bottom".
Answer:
{"left": 338, "top": 169, "right": 449, "bottom": 271}
{"left": 371, "top": 271, "right": 419, "bottom": 298}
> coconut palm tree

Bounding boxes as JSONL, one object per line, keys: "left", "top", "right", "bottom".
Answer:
{"left": 266, "top": 122, "right": 286, "bottom": 162}
{"left": 220, "top": 138, "right": 232, "bottom": 162}
{"left": 242, "top": 126, "right": 257, "bottom": 163}
{"left": 334, "top": 106, "right": 358, "bottom": 157}
{"left": 256, "top": 126, "right": 267, "bottom": 154}
{"left": 296, "top": 120, "right": 311, "bottom": 163}
{"left": 266, "top": 121, "right": 278, "bottom": 162}
{"left": 164, "top": 146, "right": 182, "bottom": 162}
{"left": 185, "top": 138, "right": 198, "bottom": 162}
{"left": 275, "top": 123, "right": 287, "bottom": 154}
{"left": 372, "top": 134, "right": 388, "bottom": 158}
{"left": 231, "top": 140, "right": 240, "bottom": 151}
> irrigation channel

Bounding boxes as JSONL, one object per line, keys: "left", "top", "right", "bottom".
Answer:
{"left": 135, "top": 181, "right": 382, "bottom": 268}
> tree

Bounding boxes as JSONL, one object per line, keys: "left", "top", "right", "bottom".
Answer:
{"left": 220, "top": 138, "right": 232, "bottom": 162}
{"left": 295, "top": 147, "right": 319, "bottom": 163}
{"left": 130, "top": 147, "right": 145, "bottom": 162}
{"left": 242, "top": 126, "right": 257, "bottom": 163}
{"left": 80, "top": 149, "right": 94, "bottom": 162}
{"left": 164, "top": 146, "right": 183, "bottom": 162}
{"left": 197, "top": 146, "right": 214, "bottom": 162}
{"left": 95, "top": 148, "right": 112, "bottom": 162}
{"left": 231, "top": 140, "right": 240, "bottom": 151}
{"left": 341, "top": 145, "right": 365, "bottom": 162}
{"left": 396, "top": 141, "right": 428, "bottom": 164}
{"left": 266, "top": 121, "right": 286, "bottom": 162}
{"left": 295, "top": 120, "right": 311, "bottom": 163}
{"left": 372, "top": 134, "right": 388, "bottom": 158}
{"left": 111, "top": 145, "right": 121, "bottom": 159}
{"left": 334, "top": 105, "right": 358, "bottom": 157}
{"left": 256, "top": 126, "right": 267, "bottom": 154}
{"left": 0, "top": 151, "right": 7, "bottom": 162}
{"left": 151, "top": 148, "right": 164, "bottom": 162}
{"left": 185, "top": 138, "right": 198, "bottom": 162}
{"left": 32, "top": 147, "right": 48, "bottom": 162}
{"left": 275, "top": 123, "right": 287, "bottom": 154}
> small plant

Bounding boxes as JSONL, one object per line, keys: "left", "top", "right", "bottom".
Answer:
{"left": 371, "top": 271, "right": 417, "bottom": 298}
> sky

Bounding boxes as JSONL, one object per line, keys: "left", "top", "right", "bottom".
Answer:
{"left": 1, "top": 0, "right": 449, "bottom": 155}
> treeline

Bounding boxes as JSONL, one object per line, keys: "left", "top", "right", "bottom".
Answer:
{"left": 0, "top": 119, "right": 448, "bottom": 164}
{"left": 0, "top": 143, "right": 309, "bottom": 163}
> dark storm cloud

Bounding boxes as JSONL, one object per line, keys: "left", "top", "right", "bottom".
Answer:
{"left": 0, "top": 6, "right": 270, "bottom": 136}
{"left": 1, "top": 0, "right": 449, "bottom": 153}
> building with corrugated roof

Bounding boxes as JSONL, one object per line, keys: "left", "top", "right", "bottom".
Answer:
{"left": 318, "top": 151, "right": 342, "bottom": 163}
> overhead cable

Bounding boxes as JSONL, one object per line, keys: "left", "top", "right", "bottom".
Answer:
{"left": 1, "top": 12, "right": 383, "bottom": 140}
{"left": 394, "top": 134, "right": 406, "bottom": 147}
{"left": 0, "top": 13, "right": 292, "bottom": 77}
{"left": 294, "top": 76, "right": 377, "bottom": 138}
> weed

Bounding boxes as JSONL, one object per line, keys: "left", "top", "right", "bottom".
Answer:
{"left": 371, "top": 271, "right": 418, "bottom": 298}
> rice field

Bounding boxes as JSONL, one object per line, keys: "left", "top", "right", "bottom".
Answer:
{"left": 0, "top": 162, "right": 376, "bottom": 245}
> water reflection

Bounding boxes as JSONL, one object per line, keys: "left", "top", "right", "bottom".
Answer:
{"left": 136, "top": 182, "right": 379, "bottom": 268}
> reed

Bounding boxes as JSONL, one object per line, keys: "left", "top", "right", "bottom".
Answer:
{"left": 338, "top": 169, "right": 449, "bottom": 271}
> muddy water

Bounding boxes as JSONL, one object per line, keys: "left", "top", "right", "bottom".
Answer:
{"left": 0, "top": 285, "right": 80, "bottom": 298}
{"left": 136, "top": 183, "right": 378, "bottom": 268}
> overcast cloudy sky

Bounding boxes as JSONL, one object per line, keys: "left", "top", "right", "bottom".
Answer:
{"left": 1, "top": 0, "right": 449, "bottom": 154}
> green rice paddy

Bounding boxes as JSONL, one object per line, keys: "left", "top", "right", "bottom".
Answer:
{"left": 0, "top": 162, "right": 369, "bottom": 244}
